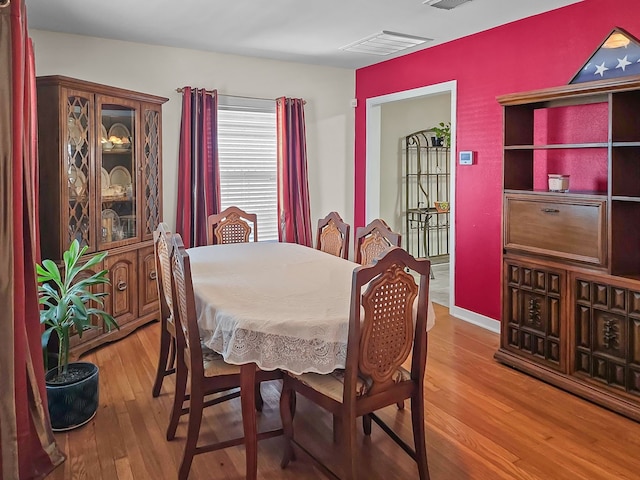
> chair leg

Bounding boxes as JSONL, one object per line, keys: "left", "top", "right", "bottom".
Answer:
{"left": 166, "top": 353, "right": 187, "bottom": 441}
{"left": 333, "top": 414, "right": 342, "bottom": 443}
{"left": 168, "top": 334, "right": 177, "bottom": 370}
{"left": 411, "top": 392, "right": 430, "bottom": 480}
{"left": 362, "top": 414, "right": 372, "bottom": 436}
{"left": 152, "top": 322, "right": 171, "bottom": 397}
{"left": 342, "top": 412, "right": 358, "bottom": 480}
{"left": 178, "top": 384, "right": 204, "bottom": 480}
{"left": 279, "top": 379, "right": 295, "bottom": 468}
{"left": 254, "top": 382, "right": 264, "bottom": 412}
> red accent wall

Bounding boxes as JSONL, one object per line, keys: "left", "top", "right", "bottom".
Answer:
{"left": 354, "top": 0, "right": 640, "bottom": 322}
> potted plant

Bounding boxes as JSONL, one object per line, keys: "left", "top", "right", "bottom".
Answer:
{"left": 37, "top": 239, "right": 118, "bottom": 431}
{"left": 431, "top": 121, "right": 451, "bottom": 147}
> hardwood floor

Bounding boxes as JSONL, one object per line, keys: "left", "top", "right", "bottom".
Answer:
{"left": 47, "top": 304, "right": 640, "bottom": 479}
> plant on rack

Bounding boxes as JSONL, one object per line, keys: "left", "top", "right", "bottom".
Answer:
{"left": 431, "top": 121, "right": 451, "bottom": 147}
{"left": 37, "top": 239, "right": 119, "bottom": 430}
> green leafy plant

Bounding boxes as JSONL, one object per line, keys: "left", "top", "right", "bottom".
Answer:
{"left": 37, "top": 240, "right": 118, "bottom": 379}
{"left": 432, "top": 121, "right": 451, "bottom": 147}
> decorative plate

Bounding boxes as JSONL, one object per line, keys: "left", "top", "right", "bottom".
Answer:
{"left": 101, "top": 167, "right": 110, "bottom": 193}
{"left": 108, "top": 122, "right": 131, "bottom": 139}
{"left": 68, "top": 165, "right": 87, "bottom": 194}
{"left": 100, "top": 124, "right": 108, "bottom": 142}
{"left": 67, "top": 118, "right": 84, "bottom": 146}
{"left": 109, "top": 165, "right": 132, "bottom": 187}
{"left": 101, "top": 209, "right": 121, "bottom": 229}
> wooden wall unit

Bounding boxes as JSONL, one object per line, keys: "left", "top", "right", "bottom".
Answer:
{"left": 37, "top": 75, "right": 168, "bottom": 359}
{"left": 495, "top": 76, "right": 640, "bottom": 422}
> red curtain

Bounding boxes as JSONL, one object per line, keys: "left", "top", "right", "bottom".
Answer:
{"left": 0, "top": 1, "right": 65, "bottom": 478}
{"left": 175, "top": 87, "right": 220, "bottom": 248}
{"left": 276, "top": 97, "right": 312, "bottom": 246}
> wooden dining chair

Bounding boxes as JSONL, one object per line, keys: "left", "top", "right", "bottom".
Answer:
{"left": 316, "top": 211, "right": 350, "bottom": 259}
{"left": 151, "top": 222, "right": 177, "bottom": 397}
{"left": 279, "top": 247, "right": 431, "bottom": 480}
{"left": 167, "top": 233, "right": 282, "bottom": 480}
{"left": 152, "top": 223, "right": 268, "bottom": 413}
{"left": 354, "top": 218, "right": 401, "bottom": 266}
{"left": 206, "top": 206, "right": 258, "bottom": 245}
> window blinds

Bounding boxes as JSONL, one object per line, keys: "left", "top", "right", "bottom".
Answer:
{"left": 217, "top": 95, "right": 278, "bottom": 241}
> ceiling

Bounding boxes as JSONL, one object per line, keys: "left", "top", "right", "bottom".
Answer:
{"left": 26, "top": 0, "right": 583, "bottom": 69}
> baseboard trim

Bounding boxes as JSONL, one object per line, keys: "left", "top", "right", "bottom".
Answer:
{"left": 449, "top": 305, "right": 500, "bottom": 334}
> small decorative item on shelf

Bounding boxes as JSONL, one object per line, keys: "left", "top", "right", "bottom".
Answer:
{"left": 548, "top": 174, "right": 570, "bottom": 192}
{"left": 434, "top": 201, "right": 450, "bottom": 213}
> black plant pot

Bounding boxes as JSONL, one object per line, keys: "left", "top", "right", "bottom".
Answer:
{"left": 46, "top": 361, "right": 99, "bottom": 431}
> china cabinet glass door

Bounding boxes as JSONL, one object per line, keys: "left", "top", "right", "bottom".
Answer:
{"left": 97, "top": 96, "right": 138, "bottom": 248}
{"left": 65, "top": 91, "right": 93, "bottom": 251}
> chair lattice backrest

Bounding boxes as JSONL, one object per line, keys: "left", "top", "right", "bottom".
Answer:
{"left": 355, "top": 218, "right": 401, "bottom": 266}
{"left": 206, "top": 206, "right": 257, "bottom": 245}
{"left": 170, "top": 234, "right": 204, "bottom": 375}
{"left": 316, "top": 211, "right": 350, "bottom": 259}
{"left": 154, "top": 223, "right": 174, "bottom": 323}
{"left": 347, "top": 247, "right": 430, "bottom": 396}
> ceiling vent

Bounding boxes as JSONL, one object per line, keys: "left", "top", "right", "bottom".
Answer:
{"left": 424, "top": 0, "right": 473, "bottom": 10}
{"left": 340, "top": 31, "right": 432, "bottom": 56}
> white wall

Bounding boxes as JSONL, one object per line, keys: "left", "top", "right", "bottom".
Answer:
{"left": 31, "top": 30, "right": 355, "bottom": 233}
{"left": 379, "top": 94, "right": 450, "bottom": 233}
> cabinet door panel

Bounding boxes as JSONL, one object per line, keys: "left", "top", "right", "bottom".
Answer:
{"left": 141, "top": 104, "right": 162, "bottom": 241}
{"left": 571, "top": 276, "right": 640, "bottom": 394}
{"left": 138, "top": 245, "right": 159, "bottom": 317}
{"left": 502, "top": 259, "right": 566, "bottom": 371}
{"left": 504, "top": 193, "right": 606, "bottom": 266}
{"left": 68, "top": 259, "right": 104, "bottom": 348}
{"left": 105, "top": 251, "right": 138, "bottom": 325}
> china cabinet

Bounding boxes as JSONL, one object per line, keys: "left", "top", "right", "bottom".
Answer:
{"left": 37, "top": 75, "right": 168, "bottom": 359}
{"left": 404, "top": 129, "right": 450, "bottom": 260}
{"left": 495, "top": 76, "right": 640, "bottom": 421}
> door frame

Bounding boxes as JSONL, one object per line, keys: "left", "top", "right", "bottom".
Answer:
{"left": 365, "top": 80, "right": 457, "bottom": 307}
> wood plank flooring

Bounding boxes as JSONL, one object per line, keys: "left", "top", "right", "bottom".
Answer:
{"left": 46, "top": 304, "right": 640, "bottom": 479}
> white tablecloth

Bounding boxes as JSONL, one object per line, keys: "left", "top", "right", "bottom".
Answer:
{"left": 188, "top": 242, "right": 435, "bottom": 375}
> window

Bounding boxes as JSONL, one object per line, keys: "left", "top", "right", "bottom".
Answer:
{"left": 217, "top": 96, "right": 278, "bottom": 241}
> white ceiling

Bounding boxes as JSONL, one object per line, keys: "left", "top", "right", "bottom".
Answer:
{"left": 26, "top": 0, "right": 583, "bottom": 69}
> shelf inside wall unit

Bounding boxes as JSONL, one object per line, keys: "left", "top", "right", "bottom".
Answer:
{"left": 502, "top": 99, "right": 608, "bottom": 147}
{"left": 504, "top": 142, "right": 608, "bottom": 150}
{"left": 611, "top": 90, "right": 640, "bottom": 143}
{"left": 612, "top": 145, "right": 640, "bottom": 197}
{"left": 503, "top": 189, "right": 608, "bottom": 198}
{"left": 610, "top": 200, "right": 640, "bottom": 276}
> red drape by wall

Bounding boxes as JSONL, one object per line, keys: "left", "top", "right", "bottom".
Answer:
{"left": 0, "top": 1, "right": 65, "bottom": 478}
{"left": 276, "top": 97, "right": 312, "bottom": 246}
{"left": 175, "top": 87, "right": 220, "bottom": 248}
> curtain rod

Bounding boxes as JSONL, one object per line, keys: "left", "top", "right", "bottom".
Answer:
{"left": 175, "top": 88, "right": 305, "bottom": 104}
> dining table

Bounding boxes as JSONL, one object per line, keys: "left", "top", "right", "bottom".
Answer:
{"left": 187, "top": 241, "right": 436, "bottom": 479}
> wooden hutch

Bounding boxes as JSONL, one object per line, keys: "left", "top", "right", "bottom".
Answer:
{"left": 37, "top": 75, "right": 168, "bottom": 359}
{"left": 495, "top": 74, "right": 640, "bottom": 422}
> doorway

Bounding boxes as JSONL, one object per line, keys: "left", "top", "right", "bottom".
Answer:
{"left": 365, "top": 81, "right": 457, "bottom": 307}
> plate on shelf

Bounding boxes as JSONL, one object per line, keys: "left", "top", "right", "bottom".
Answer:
{"left": 101, "top": 167, "right": 110, "bottom": 193}
{"left": 100, "top": 124, "right": 108, "bottom": 142}
{"left": 109, "top": 165, "right": 132, "bottom": 187}
{"left": 108, "top": 122, "right": 131, "bottom": 139}
{"left": 67, "top": 118, "right": 84, "bottom": 146}
{"left": 101, "top": 209, "right": 121, "bottom": 228}
{"left": 68, "top": 165, "right": 87, "bottom": 196}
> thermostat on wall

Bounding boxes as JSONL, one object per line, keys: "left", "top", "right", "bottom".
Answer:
{"left": 459, "top": 150, "right": 475, "bottom": 165}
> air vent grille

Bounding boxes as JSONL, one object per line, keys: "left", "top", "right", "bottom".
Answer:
{"left": 424, "top": 0, "right": 473, "bottom": 10}
{"left": 340, "top": 31, "right": 432, "bottom": 56}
